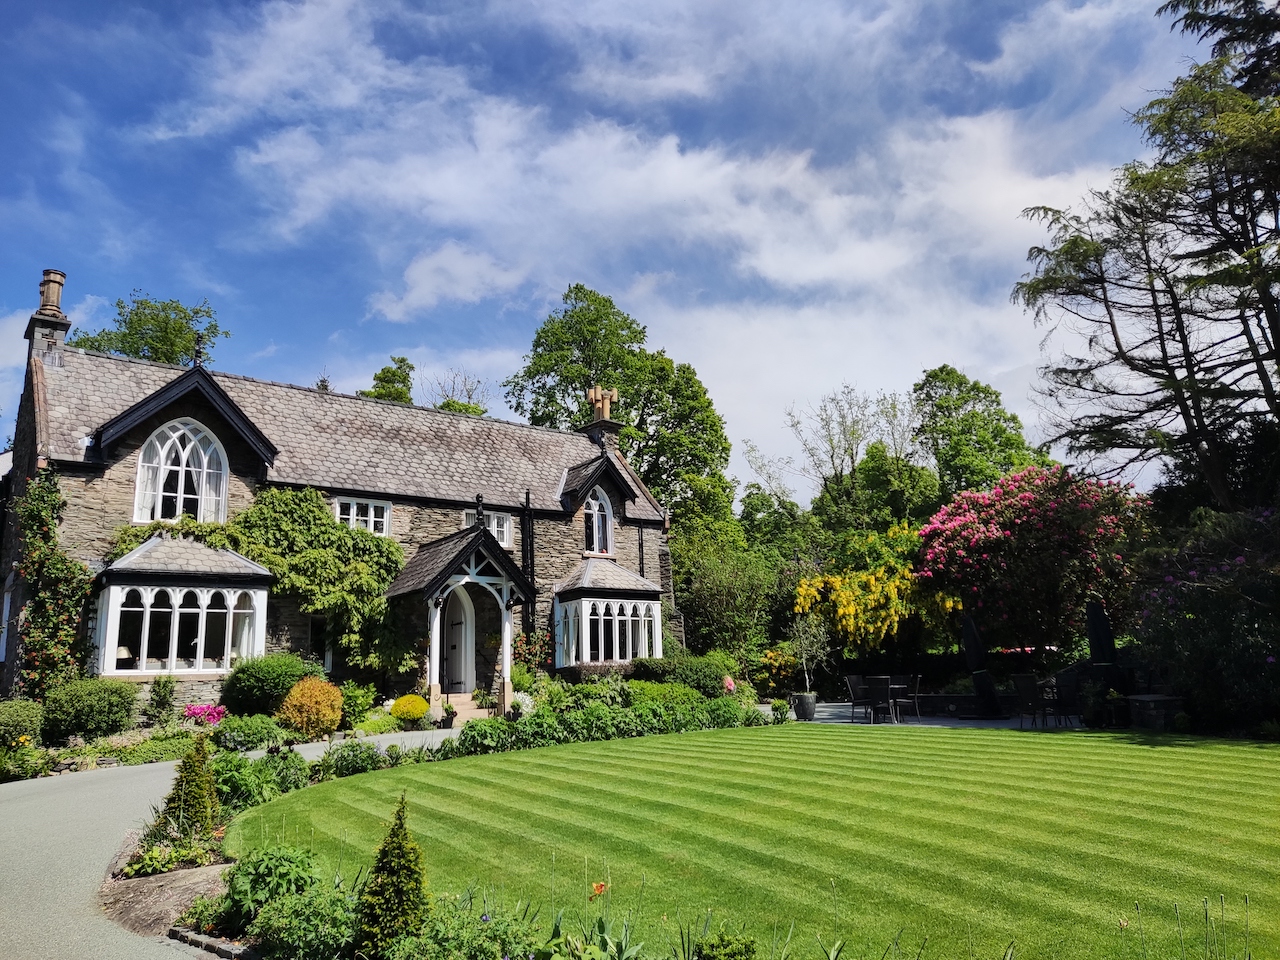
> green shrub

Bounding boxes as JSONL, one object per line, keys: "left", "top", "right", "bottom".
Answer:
{"left": 119, "top": 732, "right": 195, "bottom": 765}
{"left": 159, "top": 734, "right": 219, "bottom": 838}
{"left": 671, "top": 657, "right": 733, "bottom": 698}
{"left": 510, "top": 663, "right": 536, "bottom": 694}
{"left": 220, "top": 653, "right": 324, "bottom": 717}
{"left": 356, "top": 713, "right": 402, "bottom": 736}
{"left": 456, "top": 717, "right": 516, "bottom": 754}
{"left": 224, "top": 846, "right": 317, "bottom": 934}
{"left": 356, "top": 795, "right": 427, "bottom": 959}
{"left": 144, "top": 675, "right": 176, "bottom": 726}
{"left": 701, "top": 697, "right": 746, "bottom": 728}
{"left": 702, "top": 649, "right": 739, "bottom": 679}
{"left": 0, "top": 699, "right": 43, "bottom": 747}
{"left": 771, "top": 699, "right": 790, "bottom": 724}
{"left": 696, "top": 933, "right": 758, "bottom": 960}
{"left": 275, "top": 676, "right": 343, "bottom": 740}
{"left": 212, "top": 713, "right": 286, "bottom": 752}
{"left": 0, "top": 743, "right": 49, "bottom": 782}
{"left": 250, "top": 886, "right": 357, "bottom": 960}
{"left": 512, "top": 708, "right": 566, "bottom": 749}
{"left": 212, "top": 751, "right": 281, "bottom": 814}
{"left": 626, "top": 680, "right": 706, "bottom": 710}
{"left": 42, "top": 678, "right": 138, "bottom": 743}
{"left": 326, "top": 740, "right": 386, "bottom": 778}
{"left": 629, "top": 657, "right": 675, "bottom": 682}
{"left": 122, "top": 839, "right": 215, "bottom": 877}
{"left": 339, "top": 681, "right": 377, "bottom": 729}
{"left": 179, "top": 894, "right": 229, "bottom": 936}
{"left": 260, "top": 748, "right": 311, "bottom": 793}
{"left": 390, "top": 694, "right": 429, "bottom": 725}
{"left": 386, "top": 894, "right": 541, "bottom": 960}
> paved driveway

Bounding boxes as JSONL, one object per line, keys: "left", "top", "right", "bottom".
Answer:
{"left": 0, "top": 728, "right": 456, "bottom": 960}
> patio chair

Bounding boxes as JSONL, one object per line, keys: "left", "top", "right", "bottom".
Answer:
{"left": 1052, "top": 672, "right": 1081, "bottom": 727}
{"left": 844, "top": 675, "right": 873, "bottom": 722}
{"left": 866, "top": 676, "right": 897, "bottom": 724}
{"left": 1012, "top": 673, "right": 1052, "bottom": 729}
{"left": 891, "top": 674, "right": 921, "bottom": 722}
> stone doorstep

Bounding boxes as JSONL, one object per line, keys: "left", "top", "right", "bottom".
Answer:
{"left": 169, "top": 926, "right": 260, "bottom": 959}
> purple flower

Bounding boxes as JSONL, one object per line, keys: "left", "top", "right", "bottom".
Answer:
{"left": 1268, "top": 657, "right": 1276, "bottom": 664}
{"left": 481, "top": 915, "right": 491, "bottom": 923}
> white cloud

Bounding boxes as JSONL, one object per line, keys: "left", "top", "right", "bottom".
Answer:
{"left": 149, "top": 0, "right": 1198, "bottom": 498}
{"left": 370, "top": 243, "right": 526, "bottom": 321}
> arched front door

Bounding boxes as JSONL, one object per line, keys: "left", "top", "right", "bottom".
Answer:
{"left": 441, "top": 588, "right": 475, "bottom": 693}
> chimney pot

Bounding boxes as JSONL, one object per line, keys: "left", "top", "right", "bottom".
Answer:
{"left": 38, "top": 269, "right": 66, "bottom": 316}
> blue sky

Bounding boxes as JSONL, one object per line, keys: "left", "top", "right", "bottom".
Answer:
{"left": 0, "top": 0, "right": 1202, "bottom": 496}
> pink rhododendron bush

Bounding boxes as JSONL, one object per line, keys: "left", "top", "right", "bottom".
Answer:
{"left": 916, "top": 466, "right": 1146, "bottom": 651}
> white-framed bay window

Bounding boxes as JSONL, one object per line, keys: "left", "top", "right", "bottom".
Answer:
{"left": 554, "top": 597, "right": 662, "bottom": 667}
{"left": 335, "top": 498, "right": 391, "bottom": 536}
{"left": 463, "top": 508, "right": 513, "bottom": 548}
{"left": 95, "top": 584, "right": 267, "bottom": 675}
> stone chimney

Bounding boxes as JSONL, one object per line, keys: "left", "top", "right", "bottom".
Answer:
{"left": 577, "top": 384, "right": 624, "bottom": 451}
{"left": 25, "top": 269, "right": 71, "bottom": 354}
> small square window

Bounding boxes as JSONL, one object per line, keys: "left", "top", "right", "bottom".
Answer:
{"left": 335, "top": 498, "right": 392, "bottom": 536}
{"left": 463, "top": 509, "right": 513, "bottom": 548}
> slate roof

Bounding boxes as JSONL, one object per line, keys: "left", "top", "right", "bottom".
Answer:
{"left": 553, "top": 558, "right": 662, "bottom": 598}
{"left": 35, "top": 349, "right": 665, "bottom": 520}
{"left": 102, "top": 535, "right": 273, "bottom": 581}
{"left": 385, "top": 526, "right": 534, "bottom": 600}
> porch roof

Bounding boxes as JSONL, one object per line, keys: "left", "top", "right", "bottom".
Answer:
{"left": 385, "top": 525, "right": 534, "bottom": 601}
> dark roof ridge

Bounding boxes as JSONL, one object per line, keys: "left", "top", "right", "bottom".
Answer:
{"left": 62, "top": 348, "right": 596, "bottom": 443}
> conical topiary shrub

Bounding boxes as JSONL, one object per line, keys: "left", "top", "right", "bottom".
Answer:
{"left": 356, "top": 793, "right": 426, "bottom": 958}
{"left": 161, "top": 733, "right": 218, "bottom": 838}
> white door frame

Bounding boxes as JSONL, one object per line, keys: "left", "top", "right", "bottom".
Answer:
{"left": 443, "top": 587, "right": 475, "bottom": 693}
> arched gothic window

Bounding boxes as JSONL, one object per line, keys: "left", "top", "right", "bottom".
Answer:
{"left": 134, "top": 419, "right": 228, "bottom": 523}
{"left": 583, "top": 487, "right": 613, "bottom": 554}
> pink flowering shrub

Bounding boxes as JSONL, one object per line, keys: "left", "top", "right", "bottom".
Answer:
{"left": 723, "top": 675, "right": 736, "bottom": 693}
{"left": 916, "top": 466, "right": 1145, "bottom": 651}
{"left": 184, "top": 703, "right": 227, "bottom": 726}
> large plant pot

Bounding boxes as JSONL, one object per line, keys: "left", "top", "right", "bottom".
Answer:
{"left": 439, "top": 714, "right": 455, "bottom": 729}
{"left": 792, "top": 692, "right": 817, "bottom": 721}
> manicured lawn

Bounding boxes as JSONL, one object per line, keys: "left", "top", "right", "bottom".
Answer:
{"left": 225, "top": 725, "right": 1279, "bottom": 959}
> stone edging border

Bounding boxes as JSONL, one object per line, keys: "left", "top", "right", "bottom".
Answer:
{"left": 168, "top": 925, "right": 260, "bottom": 959}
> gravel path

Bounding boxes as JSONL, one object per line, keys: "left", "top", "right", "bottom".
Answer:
{"left": 0, "top": 726, "right": 459, "bottom": 960}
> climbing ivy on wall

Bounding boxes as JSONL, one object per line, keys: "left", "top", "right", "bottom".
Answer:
{"left": 14, "top": 470, "right": 94, "bottom": 699}
{"left": 109, "top": 488, "right": 408, "bottom": 672}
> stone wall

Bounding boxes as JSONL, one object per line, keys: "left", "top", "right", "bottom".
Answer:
{"left": 119, "top": 675, "right": 225, "bottom": 709}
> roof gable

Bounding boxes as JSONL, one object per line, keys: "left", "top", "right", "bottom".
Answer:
{"left": 94, "top": 365, "right": 278, "bottom": 465}
{"left": 385, "top": 525, "right": 534, "bottom": 601}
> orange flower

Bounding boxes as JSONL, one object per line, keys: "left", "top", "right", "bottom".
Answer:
{"left": 589, "top": 882, "right": 609, "bottom": 902}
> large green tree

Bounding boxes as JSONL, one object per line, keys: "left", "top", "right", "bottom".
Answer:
{"left": 503, "top": 284, "right": 731, "bottom": 512}
{"left": 68, "top": 292, "right": 227, "bottom": 366}
{"left": 359, "top": 356, "right": 415, "bottom": 404}
{"left": 911, "top": 365, "right": 1048, "bottom": 498}
{"left": 1160, "top": 0, "right": 1280, "bottom": 95}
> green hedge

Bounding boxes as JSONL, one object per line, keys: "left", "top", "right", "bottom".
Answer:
{"left": 631, "top": 656, "right": 732, "bottom": 698}
{"left": 42, "top": 678, "right": 138, "bottom": 743}
{"left": 452, "top": 695, "right": 767, "bottom": 758}
{"left": 0, "top": 700, "right": 44, "bottom": 747}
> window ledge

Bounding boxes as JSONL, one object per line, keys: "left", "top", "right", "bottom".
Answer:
{"left": 581, "top": 551, "right": 614, "bottom": 559}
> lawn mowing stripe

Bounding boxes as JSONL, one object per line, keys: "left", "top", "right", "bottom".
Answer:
{"left": 495, "top": 737, "right": 1280, "bottom": 870}
{"left": 453, "top": 742, "right": 1269, "bottom": 916}
{"left": 226, "top": 727, "right": 1279, "bottom": 960}
{"left": 280, "top": 742, "right": 1269, "bottom": 942}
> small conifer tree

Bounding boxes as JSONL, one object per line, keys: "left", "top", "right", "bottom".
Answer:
{"left": 356, "top": 793, "right": 426, "bottom": 957}
{"left": 161, "top": 733, "right": 218, "bottom": 838}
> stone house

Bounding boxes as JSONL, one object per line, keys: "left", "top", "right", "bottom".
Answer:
{"left": 0, "top": 270, "right": 674, "bottom": 713}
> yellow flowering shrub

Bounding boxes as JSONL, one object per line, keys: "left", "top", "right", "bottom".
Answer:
{"left": 795, "top": 523, "right": 960, "bottom": 652}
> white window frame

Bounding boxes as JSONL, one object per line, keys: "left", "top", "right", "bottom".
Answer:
{"left": 335, "top": 498, "right": 392, "bottom": 536}
{"left": 133, "top": 418, "right": 229, "bottom": 523}
{"left": 96, "top": 583, "right": 267, "bottom": 676}
{"left": 463, "top": 509, "right": 513, "bottom": 548}
{"left": 553, "top": 597, "right": 661, "bottom": 667}
{"left": 583, "top": 487, "right": 613, "bottom": 555}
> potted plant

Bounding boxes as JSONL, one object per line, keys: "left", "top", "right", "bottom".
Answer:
{"left": 439, "top": 702, "right": 457, "bottom": 729}
{"left": 788, "top": 613, "right": 831, "bottom": 721}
